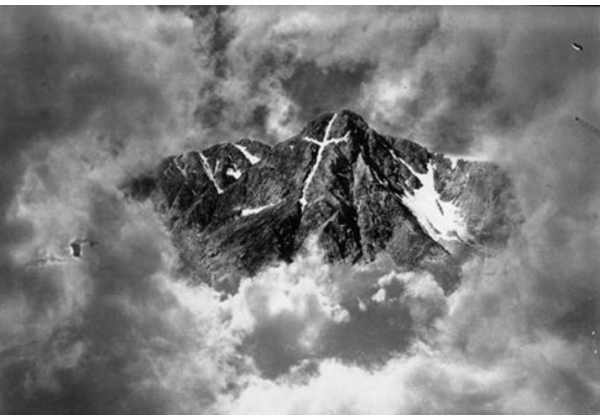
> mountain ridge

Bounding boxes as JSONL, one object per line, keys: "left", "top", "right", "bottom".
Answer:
{"left": 126, "top": 109, "right": 516, "bottom": 294}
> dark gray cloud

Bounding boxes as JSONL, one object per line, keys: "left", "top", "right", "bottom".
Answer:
{"left": 0, "top": 6, "right": 159, "bottom": 208}
{"left": 0, "top": 6, "right": 205, "bottom": 415}
{"left": 189, "top": 6, "right": 600, "bottom": 156}
{"left": 281, "top": 60, "right": 375, "bottom": 122}
{"left": 367, "top": 7, "right": 600, "bottom": 154}
{"left": 185, "top": 6, "right": 440, "bottom": 143}
{"left": 0, "top": 4, "right": 167, "bottom": 313}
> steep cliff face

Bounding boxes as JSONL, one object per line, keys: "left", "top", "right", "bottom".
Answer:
{"left": 127, "top": 110, "right": 515, "bottom": 293}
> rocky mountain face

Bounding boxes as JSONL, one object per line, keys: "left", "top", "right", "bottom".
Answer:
{"left": 126, "top": 110, "right": 515, "bottom": 294}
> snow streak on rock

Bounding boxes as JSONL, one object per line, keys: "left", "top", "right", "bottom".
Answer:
{"left": 300, "top": 114, "right": 351, "bottom": 210}
{"left": 241, "top": 201, "right": 279, "bottom": 217}
{"left": 234, "top": 144, "right": 261, "bottom": 165}
{"left": 198, "top": 151, "right": 224, "bottom": 194}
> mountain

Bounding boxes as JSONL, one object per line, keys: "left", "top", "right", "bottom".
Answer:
{"left": 126, "top": 110, "right": 516, "bottom": 294}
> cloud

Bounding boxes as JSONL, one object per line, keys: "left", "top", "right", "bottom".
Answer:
{"left": 0, "top": 4, "right": 164, "bottom": 348}
{"left": 0, "top": 184, "right": 236, "bottom": 415}
{"left": 185, "top": 8, "right": 600, "bottom": 414}
{"left": 186, "top": 6, "right": 440, "bottom": 143}
{"left": 3, "top": 5, "right": 600, "bottom": 415}
{"left": 188, "top": 6, "right": 600, "bottom": 157}
{"left": 0, "top": 6, "right": 212, "bottom": 414}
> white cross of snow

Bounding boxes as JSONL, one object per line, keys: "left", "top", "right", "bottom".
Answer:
{"left": 299, "top": 113, "right": 351, "bottom": 210}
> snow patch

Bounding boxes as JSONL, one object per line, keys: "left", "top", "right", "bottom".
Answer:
{"left": 241, "top": 201, "right": 279, "bottom": 217}
{"left": 299, "top": 113, "right": 350, "bottom": 210}
{"left": 235, "top": 144, "right": 261, "bottom": 165}
{"left": 226, "top": 165, "right": 242, "bottom": 179}
{"left": 390, "top": 151, "right": 470, "bottom": 243}
{"left": 198, "top": 152, "right": 223, "bottom": 194}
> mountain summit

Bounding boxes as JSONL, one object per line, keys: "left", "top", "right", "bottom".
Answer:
{"left": 127, "top": 110, "right": 515, "bottom": 293}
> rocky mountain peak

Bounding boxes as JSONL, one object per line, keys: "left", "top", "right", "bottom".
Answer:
{"left": 300, "top": 109, "right": 369, "bottom": 143}
{"left": 126, "top": 110, "right": 516, "bottom": 294}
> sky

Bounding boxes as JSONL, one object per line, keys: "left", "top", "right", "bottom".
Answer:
{"left": 1, "top": 5, "right": 600, "bottom": 415}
